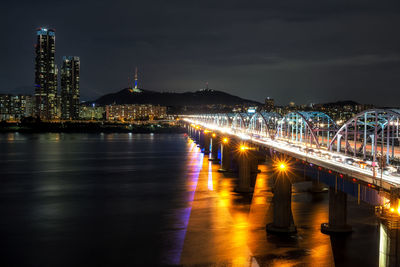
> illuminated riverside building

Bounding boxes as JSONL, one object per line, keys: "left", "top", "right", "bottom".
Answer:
{"left": 79, "top": 105, "right": 105, "bottom": 120}
{"left": 61, "top": 56, "right": 80, "bottom": 119}
{"left": 34, "top": 28, "right": 58, "bottom": 120}
{"left": 105, "top": 104, "right": 167, "bottom": 121}
{"left": 0, "top": 94, "right": 33, "bottom": 120}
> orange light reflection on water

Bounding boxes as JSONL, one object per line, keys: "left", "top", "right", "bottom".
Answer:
{"left": 180, "top": 142, "right": 334, "bottom": 266}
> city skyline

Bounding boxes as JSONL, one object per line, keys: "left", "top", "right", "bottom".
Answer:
{"left": 1, "top": 1, "right": 400, "bottom": 106}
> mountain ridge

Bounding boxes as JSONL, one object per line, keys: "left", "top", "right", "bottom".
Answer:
{"left": 90, "top": 88, "right": 261, "bottom": 106}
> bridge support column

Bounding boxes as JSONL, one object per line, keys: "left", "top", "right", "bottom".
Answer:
{"left": 218, "top": 140, "right": 231, "bottom": 172}
{"left": 378, "top": 219, "right": 400, "bottom": 267}
{"left": 209, "top": 134, "right": 220, "bottom": 162}
{"left": 321, "top": 188, "right": 352, "bottom": 234}
{"left": 266, "top": 174, "right": 296, "bottom": 234}
{"left": 191, "top": 127, "right": 197, "bottom": 142}
{"left": 236, "top": 150, "right": 253, "bottom": 193}
{"left": 202, "top": 131, "right": 210, "bottom": 154}
{"left": 250, "top": 152, "right": 259, "bottom": 188}
{"left": 187, "top": 125, "right": 191, "bottom": 137}
{"left": 196, "top": 129, "right": 202, "bottom": 147}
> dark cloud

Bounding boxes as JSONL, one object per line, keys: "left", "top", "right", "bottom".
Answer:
{"left": 1, "top": 0, "right": 400, "bottom": 106}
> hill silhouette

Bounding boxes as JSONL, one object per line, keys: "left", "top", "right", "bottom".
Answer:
{"left": 92, "top": 88, "right": 260, "bottom": 106}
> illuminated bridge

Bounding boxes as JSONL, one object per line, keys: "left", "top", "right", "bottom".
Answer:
{"left": 181, "top": 109, "right": 400, "bottom": 237}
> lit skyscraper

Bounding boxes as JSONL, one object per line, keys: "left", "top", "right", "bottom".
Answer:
{"left": 34, "top": 28, "right": 58, "bottom": 119}
{"left": 61, "top": 56, "right": 80, "bottom": 120}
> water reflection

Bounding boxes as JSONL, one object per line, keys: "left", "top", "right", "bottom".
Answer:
{"left": 208, "top": 161, "right": 213, "bottom": 191}
{"left": 0, "top": 134, "right": 384, "bottom": 266}
{"left": 162, "top": 140, "right": 203, "bottom": 265}
{"left": 179, "top": 139, "right": 337, "bottom": 266}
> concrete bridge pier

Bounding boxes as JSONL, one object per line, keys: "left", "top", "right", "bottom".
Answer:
{"left": 218, "top": 138, "right": 231, "bottom": 172}
{"left": 378, "top": 218, "right": 400, "bottom": 267}
{"left": 235, "top": 148, "right": 254, "bottom": 193}
{"left": 191, "top": 127, "right": 197, "bottom": 142}
{"left": 209, "top": 134, "right": 220, "bottom": 162}
{"left": 196, "top": 129, "right": 202, "bottom": 147}
{"left": 266, "top": 174, "right": 297, "bottom": 234}
{"left": 250, "top": 152, "right": 259, "bottom": 188}
{"left": 321, "top": 188, "right": 352, "bottom": 234}
{"left": 201, "top": 131, "right": 210, "bottom": 154}
{"left": 231, "top": 150, "right": 240, "bottom": 173}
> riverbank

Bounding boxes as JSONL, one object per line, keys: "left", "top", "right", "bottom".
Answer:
{"left": 0, "top": 121, "right": 186, "bottom": 133}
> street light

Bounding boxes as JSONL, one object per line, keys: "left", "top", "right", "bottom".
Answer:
{"left": 279, "top": 163, "right": 286, "bottom": 171}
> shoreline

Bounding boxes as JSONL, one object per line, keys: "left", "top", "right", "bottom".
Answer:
{"left": 0, "top": 121, "right": 186, "bottom": 134}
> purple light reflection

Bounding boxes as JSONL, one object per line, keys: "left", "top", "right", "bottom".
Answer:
{"left": 164, "top": 141, "right": 203, "bottom": 265}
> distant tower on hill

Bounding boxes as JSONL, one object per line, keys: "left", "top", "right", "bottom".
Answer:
{"left": 134, "top": 67, "right": 138, "bottom": 90}
{"left": 130, "top": 67, "right": 142, "bottom": 93}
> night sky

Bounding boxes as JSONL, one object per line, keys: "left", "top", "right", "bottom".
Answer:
{"left": 1, "top": 0, "right": 400, "bottom": 106}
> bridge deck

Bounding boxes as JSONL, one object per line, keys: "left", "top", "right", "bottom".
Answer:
{"left": 185, "top": 119, "right": 400, "bottom": 192}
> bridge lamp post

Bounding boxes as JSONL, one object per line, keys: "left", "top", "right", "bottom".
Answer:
{"left": 240, "top": 145, "right": 248, "bottom": 152}
{"left": 279, "top": 163, "right": 286, "bottom": 172}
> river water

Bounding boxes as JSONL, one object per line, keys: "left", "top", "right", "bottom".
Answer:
{"left": 0, "top": 133, "right": 382, "bottom": 266}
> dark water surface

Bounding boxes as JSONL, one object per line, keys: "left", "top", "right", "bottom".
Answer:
{"left": 0, "top": 133, "right": 381, "bottom": 266}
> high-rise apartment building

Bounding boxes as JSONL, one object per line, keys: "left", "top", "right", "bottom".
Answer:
{"left": 61, "top": 56, "right": 80, "bottom": 119}
{"left": 34, "top": 28, "right": 58, "bottom": 120}
{"left": 0, "top": 94, "right": 33, "bottom": 120}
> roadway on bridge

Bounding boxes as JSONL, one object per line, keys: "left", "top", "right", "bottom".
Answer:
{"left": 185, "top": 119, "right": 400, "bottom": 190}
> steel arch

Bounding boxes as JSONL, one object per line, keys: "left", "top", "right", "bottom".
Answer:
{"left": 216, "top": 113, "right": 234, "bottom": 128}
{"left": 248, "top": 111, "right": 282, "bottom": 138}
{"left": 329, "top": 109, "right": 400, "bottom": 164}
{"left": 277, "top": 111, "right": 337, "bottom": 148}
{"left": 232, "top": 113, "right": 251, "bottom": 131}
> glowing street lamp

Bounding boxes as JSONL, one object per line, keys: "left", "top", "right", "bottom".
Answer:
{"left": 240, "top": 145, "right": 248, "bottom": 152}
{"left": 223, "top": 138, "right": 229, "bottom": 144}
{"left": 273, "top": 158, "right": 290, "bottom": 174}
{"left": 279, "top": 163, "right": 286, "bottom": 171}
